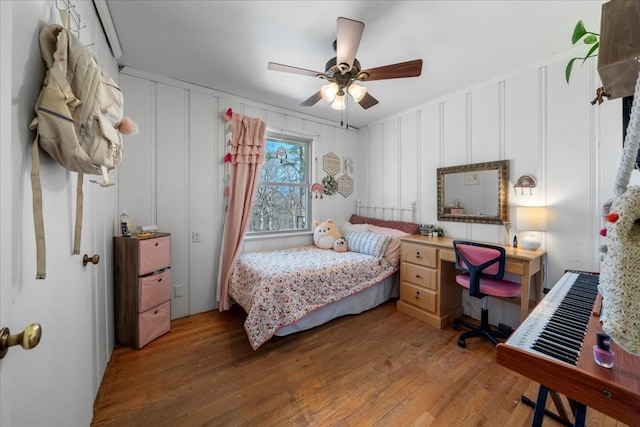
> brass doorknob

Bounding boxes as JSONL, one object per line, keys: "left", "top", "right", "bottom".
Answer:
{"left": 83, "top": 254, "right": 100, "bottom": 266}
{"left": 0, "top": 323, "right": 42, "bottom": 359}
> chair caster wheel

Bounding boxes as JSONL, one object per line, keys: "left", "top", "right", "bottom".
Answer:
{"left": 458, "top": 338, "right": 466, "bottom": 348}
{"left": 452, "top": 323, "right": 460, "bottom": 331}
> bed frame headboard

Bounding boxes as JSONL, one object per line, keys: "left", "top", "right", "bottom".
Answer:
{"left": 355, "top": 200, "right": 417, "bottom": 223}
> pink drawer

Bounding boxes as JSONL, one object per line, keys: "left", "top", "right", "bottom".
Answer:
{"left": 138, "top": 235, "right": 170, "bottom": 275}
{"left": 139, "top": 269, "right": 171, "bottom": 313}
{"left": 138, "top": 300, "right": 170, "bottom": 348}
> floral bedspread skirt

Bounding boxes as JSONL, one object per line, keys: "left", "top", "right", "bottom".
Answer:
{"left": 229, "top": 245, "right": 396, "bottom": 349}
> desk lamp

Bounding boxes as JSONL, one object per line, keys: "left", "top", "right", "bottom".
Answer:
{"left": 516, "top": 206, "right": 548, "bottom": 251}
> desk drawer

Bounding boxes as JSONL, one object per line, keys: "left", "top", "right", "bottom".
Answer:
{"left": 506, "top": 259, "right": 524, "bottom": 275}
{"left": 401, "top": 243, "right": 436, "bottom": 268}
{"left": 400, "top": 281, "right": 437, "bottom": 313}
{"left": 401, "top": 262, "right": 436, "bottom": 290}
{"left": 439, "top": 249, "right": 456, "bottom": 263}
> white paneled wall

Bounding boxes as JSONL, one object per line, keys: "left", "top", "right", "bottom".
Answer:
{"left": 119, "top": 69, "right": 358, "bottom": 318}
{"left": 189, "top": 92, "right": 218, "bottom": 314}
{"left": 117, "top": 33, "right": 636, "bottom": 331}
{"left": 359, "top": 52, "right": 624, "bottom": 329}
{"left": 419, "top": 104, "right": 443, "bottom": 224}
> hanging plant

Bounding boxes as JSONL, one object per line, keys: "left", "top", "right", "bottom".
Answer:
{"left": 565, "top": 20, "right": 600, "bottom": 83}
{"left": 322, "top": 175, "right": 337, "bottom": 196}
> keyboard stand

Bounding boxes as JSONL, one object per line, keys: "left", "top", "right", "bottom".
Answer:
{"left": 521, "top": 385, "right": 587, "bottom": 427}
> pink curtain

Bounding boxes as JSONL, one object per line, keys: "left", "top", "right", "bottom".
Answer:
{"left": 218, "top": 113, "right": 266, "bottom": 311}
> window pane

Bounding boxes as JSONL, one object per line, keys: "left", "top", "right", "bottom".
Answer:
{"left": 249, "top": 185, "right": 308, "bottom": 232}
{"left": 260, "top": 140, "right": 306, "bottom": 184}
{"left": 248, "top": 134, "right": 310, "bottom": 234}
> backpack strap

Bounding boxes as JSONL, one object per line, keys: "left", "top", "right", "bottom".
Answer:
{"left": 59, "top": 8, "right": 71, "bottom": 30}
{"left": 100, "top": 166, "right": 115, "bottom": 187}
{"left": 31, "top": 134, "right": 46, "bottom": 279}
{"left": 73, "top": 173, "right": 84, "bottom": 255}
{"left": 31, "top": 134, "right": 84, "bottom": 275}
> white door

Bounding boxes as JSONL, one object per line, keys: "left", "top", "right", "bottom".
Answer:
{"left": 1, "top": 2, "right": 108, "bottom": 426}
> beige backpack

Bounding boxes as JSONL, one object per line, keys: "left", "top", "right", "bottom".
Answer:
{"left": 29, "top": 11, "right": 133, "bottom": 279}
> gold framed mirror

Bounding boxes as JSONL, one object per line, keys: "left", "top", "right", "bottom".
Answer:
{"left": 437, "top": 160, "right": 509, "bottom": 225}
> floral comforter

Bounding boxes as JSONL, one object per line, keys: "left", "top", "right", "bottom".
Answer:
{"left": 229, "top": 245, "right": 396, "bottom": 349}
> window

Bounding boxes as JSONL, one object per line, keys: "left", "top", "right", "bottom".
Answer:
{"left": 248, "top": 131, "right": 311, "bottom": 234}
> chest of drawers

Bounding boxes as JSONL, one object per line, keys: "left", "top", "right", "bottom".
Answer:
{"left": 396, "top": 237, "right": 463, "bottom": 329}
{"left": 114, "top": 233, "right": 171, "bottom": 348}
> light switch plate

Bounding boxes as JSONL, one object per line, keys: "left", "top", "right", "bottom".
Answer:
{"left": 174, "top": 284, "right": 184, "bottom": 298}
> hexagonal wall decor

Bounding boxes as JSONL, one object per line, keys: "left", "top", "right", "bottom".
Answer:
{"left": 322, "top": 152, "right": 341, "bottom": 176}
{"left": 336, "top": 174, "right": 354, "bottom": 198}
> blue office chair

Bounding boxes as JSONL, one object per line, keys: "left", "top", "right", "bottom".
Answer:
{"left": 452, "top": 240, "right": 521, "bottom": 348}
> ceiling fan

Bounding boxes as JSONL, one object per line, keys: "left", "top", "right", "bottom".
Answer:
{"left": 268, "top": 17, "right": 423, "bottom": 111}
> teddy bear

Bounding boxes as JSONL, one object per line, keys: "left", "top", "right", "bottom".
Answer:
{"left": 313, "top": 219, "right": 348, "bottom": 252}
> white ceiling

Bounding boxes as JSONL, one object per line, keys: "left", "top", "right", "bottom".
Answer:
{"left": 104, "top": 0, "right": 604, "bottom": 129}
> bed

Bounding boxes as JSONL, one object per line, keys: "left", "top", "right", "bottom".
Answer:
{"left": 229, "top": 202, "right": 419, "bottom": 349}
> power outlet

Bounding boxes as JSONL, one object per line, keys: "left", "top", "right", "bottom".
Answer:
{"left": 174, "top": 284, "right": 184, "bottom": 298}
{"left": 192, "top": 231, "right": 201, "bottom": 243}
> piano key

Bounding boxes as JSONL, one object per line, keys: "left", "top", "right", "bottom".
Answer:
{"left": 504, "top": 272, "right": 599, "bottom": 365}
{"left": 532, "top": 339, "right": 579, "bottom": 365}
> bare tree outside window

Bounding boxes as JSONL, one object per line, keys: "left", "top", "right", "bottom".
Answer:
{"left": 248, "top": 133, "right": 310, "bottom": 233}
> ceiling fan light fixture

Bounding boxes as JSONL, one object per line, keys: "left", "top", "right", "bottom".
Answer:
{"left": 321, "top": 82, "right": 339, "bottom": 102}
{"left": 331, "top": 92, "right": 346, "bottom": 110}
{"left": 347, "top": 83, "right": 367, "bottom": 102}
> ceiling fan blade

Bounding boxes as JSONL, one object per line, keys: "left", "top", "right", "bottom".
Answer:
{"left": 357, "top": 92, "right": 378, "bottom": 110}
{"left": 268, "top": 62, "right": 324, "bottom": 78}
{"left": 300, "top": 90, "right": 323, "bottom": 107}
{"left": 336, "top": 17, "right": 364, "bottom": 73}
{"left": 357, "top": 59, "right": 423, "bottom": 81}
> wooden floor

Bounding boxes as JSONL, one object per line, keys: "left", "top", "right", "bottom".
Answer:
{"left": 92, "top": 301, "right": 626, "bottom": 427}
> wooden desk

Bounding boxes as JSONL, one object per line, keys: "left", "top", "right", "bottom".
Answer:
{"left": 397, "top": 235, "right": 546, "bottom": 328}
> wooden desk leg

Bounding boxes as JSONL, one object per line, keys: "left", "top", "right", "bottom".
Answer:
{"left": 521, "top": 261, "right": 532, "bottom": 322}
{"left": 535, "top": 258, "right": 544, "bottom": 305}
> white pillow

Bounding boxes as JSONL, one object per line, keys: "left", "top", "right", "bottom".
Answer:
{"left": 344, "top": 231, "right": 391, "bottom": 259}
{"left": 340, "top": 221, "right": 369, "bottom": 235}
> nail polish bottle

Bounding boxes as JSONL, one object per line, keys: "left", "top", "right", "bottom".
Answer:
{"left": 593, "top": 332, "right": 615, "bottom": 368}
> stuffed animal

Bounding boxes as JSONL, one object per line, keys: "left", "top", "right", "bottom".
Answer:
{"left": 313, "top": 219, "right": 348, "bottom": 252}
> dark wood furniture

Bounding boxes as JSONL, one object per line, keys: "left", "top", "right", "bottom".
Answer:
{"left": 114, "top": 233, "right": 171, "bottom": 349}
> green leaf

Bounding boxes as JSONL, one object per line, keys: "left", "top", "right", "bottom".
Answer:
{"left": 566, "top": 57, "right": 579, "bottom": 83}
{"left": 583, "top": 34, "right": 598, "bottom": 45}
{"left": 581, "top": 42, "right": 599, "bottom": 64}
{"left": 572, "top": 20, "right": 587, "bottom": 44}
